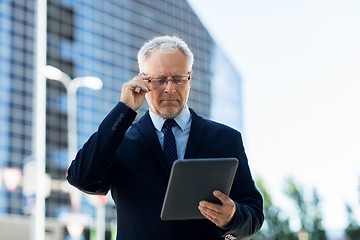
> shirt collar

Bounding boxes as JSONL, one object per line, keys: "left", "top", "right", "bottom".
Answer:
{"left": 149, "top": 106, "right": 191, "bottom": 132}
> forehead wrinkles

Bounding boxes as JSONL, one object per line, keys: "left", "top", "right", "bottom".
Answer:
{"left": 152, "top": 72, "right": 187, "bottom": 77}
{"left": 141, "top": 48, "right": 177, "bottom": 70}
{"left": 142, "top": 50, "right": 189, "bottom": 73}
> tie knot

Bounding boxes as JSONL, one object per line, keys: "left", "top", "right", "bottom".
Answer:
{"left": 163, "top": 119, "right": 177, "bottom": 130}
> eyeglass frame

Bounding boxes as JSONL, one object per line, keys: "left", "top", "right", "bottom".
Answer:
{"left": 141, "top": 72, "right": 191, "bottom": 88}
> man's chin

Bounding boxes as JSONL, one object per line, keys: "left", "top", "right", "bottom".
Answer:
{"left": 158, "top": 106, "right": 182, "bottom": 119}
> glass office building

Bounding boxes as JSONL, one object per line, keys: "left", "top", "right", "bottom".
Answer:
{"left": 209, "top": 44, "right": 244, "bottom": 132}
{"left": 0, "top": 0, "right": 243, "bottom": 238}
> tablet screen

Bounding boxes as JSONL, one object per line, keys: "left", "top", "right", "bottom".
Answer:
{"left": 160, "top": 158, "right": 238, "bottom": 220}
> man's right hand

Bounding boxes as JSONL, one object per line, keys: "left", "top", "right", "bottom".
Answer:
{"left": 120, "top": 74, "right": 151, "bottom": 111}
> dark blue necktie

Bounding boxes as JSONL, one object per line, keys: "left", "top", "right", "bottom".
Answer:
{"left": 162, "top": 119, "right": 178, "bottom": 169}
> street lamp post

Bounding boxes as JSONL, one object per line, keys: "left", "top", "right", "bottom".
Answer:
{"left": 45, "top": 65, "right": 104, "bottom": 239}
{"left": 45, "top": 65, "right": 103, "bottom": 165}
{"left": 32, "top": 1, "right": 47, "bottom": 240}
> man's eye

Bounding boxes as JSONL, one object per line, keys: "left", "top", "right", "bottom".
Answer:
{"left": 158, "top": 79, "right": 166, "bottom": 84}
{"left": 173, "top": 79, "right": 182, "bottom": 84}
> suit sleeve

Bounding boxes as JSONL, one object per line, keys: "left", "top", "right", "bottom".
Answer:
{"left": 218, "top": 132, "right": 264, "bottom": 240}
{"left": 66, "top": 102, "right": 137, "bottom": 195}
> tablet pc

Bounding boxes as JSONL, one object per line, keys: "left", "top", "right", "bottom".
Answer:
{"left": 160, "top": 158, "right": 238, "bottom": 221}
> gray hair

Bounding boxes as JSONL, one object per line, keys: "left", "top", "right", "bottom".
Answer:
{"left": 137, "top": 35, "right": 194, "bottom": 72}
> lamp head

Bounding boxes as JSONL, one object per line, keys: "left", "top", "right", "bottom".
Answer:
{"left": 74, "top": 77, "right": 103, "bottom": 90}
{"left": 45, "top": 65, "right": 65, "bottom": 80}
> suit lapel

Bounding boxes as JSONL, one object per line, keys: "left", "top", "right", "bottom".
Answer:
{"left": 135, "top": 111, "right": 170, "bottom": 175}
{"left": 184, "top": 109, "right": 206, "bottom": 159}
{"left": 134, "top": 109, "right": 206, "bottom": 174}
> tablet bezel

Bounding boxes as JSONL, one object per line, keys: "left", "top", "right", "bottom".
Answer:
{"left": 160, "top": 158, "right": 239, "bottom": 221}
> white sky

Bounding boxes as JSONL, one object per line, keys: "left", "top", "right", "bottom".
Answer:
{"left": 188, "top": 0, "right": 360, "bottom": 234}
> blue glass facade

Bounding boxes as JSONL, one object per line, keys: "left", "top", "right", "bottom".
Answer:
{"left": 0, "top": 0, "right": 243, "bottom": 238}
{"left": 210, "top": 44, "right": 244, "bottom": 132}
{"left": 1, "top": 0, "right": 36, "bottom": 216}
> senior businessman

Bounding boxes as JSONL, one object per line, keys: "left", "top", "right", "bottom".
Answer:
{"left": 67, "top": 35, "right": 263, "bottom": 240}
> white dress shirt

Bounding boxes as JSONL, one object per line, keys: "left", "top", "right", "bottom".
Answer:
{"left": 149, "top": 106, "right": 192, "bottom": 160}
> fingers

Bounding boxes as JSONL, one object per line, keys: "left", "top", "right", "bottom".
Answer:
{"left": 198, "top": 191, "right": 236, "bottom": 228}
{"left": 213, "top": 190, "right": 231, "bottom": 204}
{"left": 199, "top": 206, "right": 220, "bottom": 223}
{"left": 120, "top": 74, "right": 151, "bottom": 111}
{"left": 127, "top": 74, "right": 151, "bottom": 93}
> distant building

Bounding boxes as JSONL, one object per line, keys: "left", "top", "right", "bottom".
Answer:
{"left": 0, "top": 0, "right": 242, "bottom": 238}
{"left": 210, "top": 44, "right": 244, "bottom": 132}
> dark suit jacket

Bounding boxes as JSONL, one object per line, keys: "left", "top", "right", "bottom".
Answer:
{"left": 67, "top": 102, "right": 263, "bottom": 240}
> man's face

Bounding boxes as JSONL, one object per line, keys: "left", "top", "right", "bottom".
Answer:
{"left": 143, "top": 50, "right": 191, "bottom": 119}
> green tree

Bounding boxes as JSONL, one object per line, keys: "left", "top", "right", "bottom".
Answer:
{"left": 345, "top": 204, "right": 360, "bottom": 240}
{"left": 345, "top": 179, "right": 360, "bottom": 240}
{"left": 253, "top": 177, "right": 297, "bottom": 240}
{"left": 284, "top": 177, "right": 326, "bottom": 240}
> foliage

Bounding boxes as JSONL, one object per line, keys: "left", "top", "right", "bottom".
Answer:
{"left": 253, "top": 178, "right": 297, "bottom": 240}
{"left": 345, "top": 180, "right": 360, "bottom": 240}
{"left": 253, "top": 176, "right": 360, "bottom": 240}
{"left": 285, "top": 178, "right": 326, "bottom": 240}
{"left": 284, "top": 177, "right": 326, "bottom": 240}
{"left": 253, "top": 177, "right": 327, "bottom": 240}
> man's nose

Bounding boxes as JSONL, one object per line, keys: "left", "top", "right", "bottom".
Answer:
{"left": 164, "top": 79, "right": 176, "bottom": 92}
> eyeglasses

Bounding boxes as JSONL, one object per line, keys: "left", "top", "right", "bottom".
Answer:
{"left": 142, "top": 72, "right": 190, "bottom": 88}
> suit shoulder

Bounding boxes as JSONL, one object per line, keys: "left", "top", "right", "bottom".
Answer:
{"left": 190, "top": 108, "right": 241, "bottom": 134}
{"left": 205, "top": 118, "right": 238, "bottom": 130}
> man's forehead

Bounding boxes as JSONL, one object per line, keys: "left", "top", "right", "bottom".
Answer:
{"left": 143, "top": 51, "right": 187, "bottom": 70}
